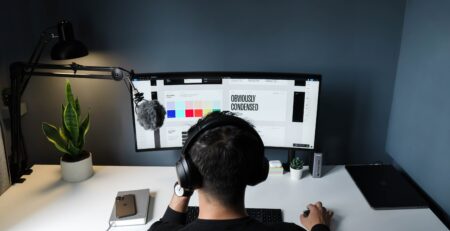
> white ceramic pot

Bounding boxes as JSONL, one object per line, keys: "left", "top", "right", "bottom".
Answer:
{"left": 60, "top": 152, "right": 94, "bottom": 182}
{"left": 290, "top": 167, "right": 303, "bottom": 180}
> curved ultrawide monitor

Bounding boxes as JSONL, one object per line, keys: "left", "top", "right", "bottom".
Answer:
{"left": 131, "top": 72, "right": 321, "bottom": 151}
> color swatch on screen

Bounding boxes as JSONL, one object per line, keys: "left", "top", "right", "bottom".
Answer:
{"left": 166, "top": 101, "right": 220, "bottom": 118}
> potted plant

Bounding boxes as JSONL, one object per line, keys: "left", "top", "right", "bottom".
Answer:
{"left": 290, "top": 156, "right": 304, "bottom": 180}
{"left": 42, "top": 80, "right": 93, "bottom": 182}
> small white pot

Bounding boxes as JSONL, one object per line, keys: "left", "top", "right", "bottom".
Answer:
{"left": 60, "top": 152, "right": 94, "bottom": 182}
{"left": 290, "top": 167, "right": 303, "bottom": 180}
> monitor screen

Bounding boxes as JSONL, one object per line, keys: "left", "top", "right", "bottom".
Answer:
{"left": 132, "top": 72, "right": 320, "bottom": 151}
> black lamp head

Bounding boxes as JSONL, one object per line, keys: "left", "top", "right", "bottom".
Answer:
{"left": 51, "top": 20, "right": 88, "bottom": 60}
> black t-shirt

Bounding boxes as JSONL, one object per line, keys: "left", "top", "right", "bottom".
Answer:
{"left": 149, "top": 207, "right": 330, "bottom": 231}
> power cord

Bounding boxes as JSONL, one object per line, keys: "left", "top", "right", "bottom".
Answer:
{"left": 106, "top": 221, "right": 115, "bottom": 231}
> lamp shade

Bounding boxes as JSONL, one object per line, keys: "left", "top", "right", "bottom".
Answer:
{"left": 51, "top": 20, "right": 88, "bottom": 60}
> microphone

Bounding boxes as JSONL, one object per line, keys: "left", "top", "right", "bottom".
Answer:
{"left": 134, "top": 97, "right": 166, "bottom": 131}
{"left": 121, "top": 69, "right": 166, "bottom": 131}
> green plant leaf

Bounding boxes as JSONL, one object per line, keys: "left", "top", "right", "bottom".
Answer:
{"left": 75, "top": 98, "right": 81, "bottom": 116}
{"left": 67, "top": 139, "right": 81, "bottom": 156}
{"left": 61, "top": 104, "right": 71, "bottom": 139}
{"left": 65, "top": 80, "right": 75, "bottom": 106}
{"left": 78, "top": 114, "right": 90, "bottom": 148}
{"left": 64, "top": 101, "right": 79, "bottom": 145}
{"left": 42, "top": 122, "right": 69, "bottom": 155}
{"left": 59, "top": 127, "right": 68, "bottom": 142}
{"left": 290, "top": 157, "right": 303, "bottom": 170}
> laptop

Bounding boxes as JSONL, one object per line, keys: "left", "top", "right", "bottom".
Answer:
{"left": 346, "top": 164, "right": 428, "bottom": 209}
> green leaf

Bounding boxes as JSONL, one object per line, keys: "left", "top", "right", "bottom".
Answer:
{"left": 42, "top": 123, "right": 69, "bottom": 155}
{"left": 64, "top": 101, "right": 79, "bottom": 145}
{"left": 78, "top": 114, "right": 90, "bottom": 148}
{"left": 59, "top": 127, "right": 68, "bottom": 142}
{"left": 75, "top": 98, "right": 81, "bottom": 117}
{"left": 290, "top": 157, "right": 304, "bottom": 170}
{"left": 65, "top": 80, "right": 75, "bottom": 106}
{"left": 67, "top": 140, "right": 81, "bottom": 156}
{"left": 61, "top": 104, "right": 71, "bottom": 138}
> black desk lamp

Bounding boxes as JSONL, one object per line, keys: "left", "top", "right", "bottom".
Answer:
{"left": 50, "top": 20, "right": 88, "bottom": 60}
{"left": 6, "top": 20, "right": 139, "bottom": 184}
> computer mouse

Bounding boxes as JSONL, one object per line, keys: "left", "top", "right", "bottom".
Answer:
{"left": 303, "top": 206, "right": 327, "bottom": 217}
{"left": 303, "top": 209, "right": 310, "bottom": 217}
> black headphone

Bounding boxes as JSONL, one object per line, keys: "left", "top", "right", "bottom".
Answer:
{"left": 175, "top": 113, "right": 269, "bottom": 190}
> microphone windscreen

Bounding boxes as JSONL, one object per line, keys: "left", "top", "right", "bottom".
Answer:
{"left": 135, "top": 100, "right": 166, "bottom": 130}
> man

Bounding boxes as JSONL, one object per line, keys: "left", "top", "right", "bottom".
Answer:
{"left": 150, "top": 112, "right": 333, "bottom": 231}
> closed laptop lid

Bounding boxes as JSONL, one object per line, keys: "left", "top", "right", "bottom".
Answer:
{"left": 346, "top": 165, "right": 428, "bottom": 209}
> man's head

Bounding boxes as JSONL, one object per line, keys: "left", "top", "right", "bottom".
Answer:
{"left": 176, "top": 111, "right": 268, "bottom": 206}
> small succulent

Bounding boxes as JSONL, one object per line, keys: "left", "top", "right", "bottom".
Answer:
{"left": 290, "top": 157, "right": 304, "bottom": 170}
{"left": 42, "top": 80, "right": 90, "bottom": 160}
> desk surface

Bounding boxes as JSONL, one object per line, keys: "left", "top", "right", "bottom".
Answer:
{"left": 0, "top": 165, "right": 446, "bottom": 231}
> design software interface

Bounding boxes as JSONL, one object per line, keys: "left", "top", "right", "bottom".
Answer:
{"left": 132, "top": 73, "right": 320, "bottom": 151}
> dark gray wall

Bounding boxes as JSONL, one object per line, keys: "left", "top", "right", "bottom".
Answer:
{"left": 2, "top": 0, "right": 406, "bottom": 166}
{"left": 386, "top": 0, "right": 450, "bottom": 219}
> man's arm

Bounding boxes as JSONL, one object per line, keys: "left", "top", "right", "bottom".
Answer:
{"left": 148, "top": 192, "right": 191, "bottom": 231}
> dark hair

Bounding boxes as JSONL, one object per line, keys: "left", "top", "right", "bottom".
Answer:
{"left": 188, "top": 112, "right": 263, "bottom": 206}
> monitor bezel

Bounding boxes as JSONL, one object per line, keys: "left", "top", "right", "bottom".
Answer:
{"left": 131, "top": 72, "right": 322, "bottom": 152}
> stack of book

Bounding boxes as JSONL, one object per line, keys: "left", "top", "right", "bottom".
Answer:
{"left": 269, "top": 160, "right": 284, "bottom": 175}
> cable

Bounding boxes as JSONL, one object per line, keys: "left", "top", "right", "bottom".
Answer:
{"left": 120, "top": 70, "right": 144, "bottom": 106}
{"left": 106, "top": 221, "right": 114, "bottom": 231}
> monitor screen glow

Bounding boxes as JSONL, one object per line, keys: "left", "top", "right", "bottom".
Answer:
{"left": 132, "top": 73, "right": 320, "bottom": 151}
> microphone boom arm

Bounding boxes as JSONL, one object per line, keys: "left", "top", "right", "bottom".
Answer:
{"left": 21, "top": 62, "right": 142, "bottom": 100}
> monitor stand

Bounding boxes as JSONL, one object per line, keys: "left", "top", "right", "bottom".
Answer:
{"left": 282, "top": 149, "right": 295, "bottom": 172}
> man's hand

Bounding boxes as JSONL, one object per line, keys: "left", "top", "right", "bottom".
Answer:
{"left": 300, "top": 201, "right": 333, "bottom": 230}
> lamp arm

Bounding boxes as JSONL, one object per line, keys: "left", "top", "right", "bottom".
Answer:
{"left": 21, "top": 28, "right": 58, "bottom": 95}
{"left": 26, "top": 28, "right": 57, "bottom": 67}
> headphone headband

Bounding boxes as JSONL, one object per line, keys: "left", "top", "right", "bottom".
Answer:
{"left": 181, "top": 114, "right": 264, "bottom": 157}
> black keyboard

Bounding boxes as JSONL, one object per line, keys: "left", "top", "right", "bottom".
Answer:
{"left": 186, "top": 206, "right": 283, "bottom": 224}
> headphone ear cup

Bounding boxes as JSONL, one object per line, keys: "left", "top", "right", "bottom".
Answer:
{"left": 176, "top": 155, "right": 203, "bottom": 189}
{"left": 259, "top": 157, "right": 269, "bottom": 182}
{"left": 175, "top": 157, "right": 190, "bottom": 188}
{"left": 188, "top": 161, "right": 202, "bottom": 189}
{"left": 244, "top": 131, "right": 268, "bottom": 186}
{"left": 247, "top": 156, "right": 269, "bottom": 186}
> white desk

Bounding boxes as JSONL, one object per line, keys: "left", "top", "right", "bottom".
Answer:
{"left": 0, "top": 165, "right": 447, "bottom": 231}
